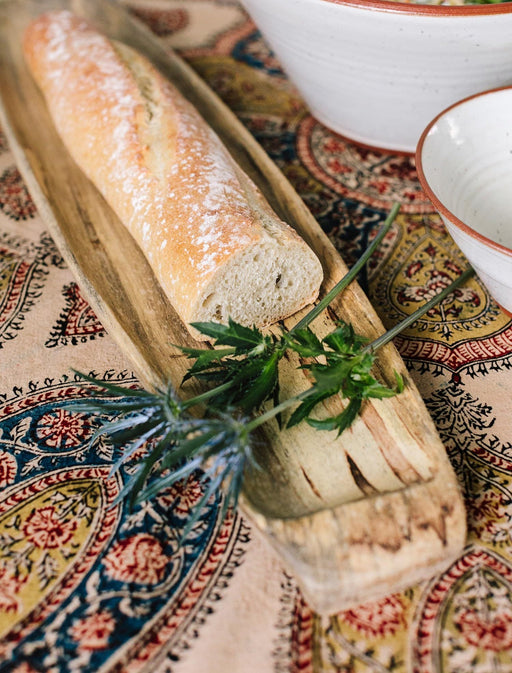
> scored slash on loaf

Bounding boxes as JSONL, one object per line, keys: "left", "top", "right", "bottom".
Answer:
{"left": 23, "top": 10, "right": 324, "bottom": 340}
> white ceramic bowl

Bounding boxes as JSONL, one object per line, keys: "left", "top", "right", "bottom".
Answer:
{"left": 416, "top": 87, "right": 512, "bottom": 314}
{"left": 240, "top": 0, "right": 512, "bottom": 153}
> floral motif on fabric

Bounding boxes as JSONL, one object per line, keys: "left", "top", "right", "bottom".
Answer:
{"left": 103, "top": 533, "right": 169, "bottom": 585}
{"left": 10, "top": 664, "right": 39, "bottom": 673}
{"left": 0, "top": 233, "right": 54, "bottom": 348}
{"left": 45, "top": 283, "right": 105, "bottom": 348}
{"left": 70, "top": 610, "right": 116, "bottom": 651}
{"left": 412, "top": 549, "right": 512, "bottom": 673}
{"left": 0, "top": 166, "right": 36, "bottom": 221}
{"left": 368, "top": 216, "right": 512, "bottom": 372}
{"left": 174, "top": 5, "right": 254, "bottom": 59}
{"left": 466, "top": 486, "right": 512, "bottom": 552}
{"left": 35, "top": 408, "right": 94, "bottom": 450}
{"left": 0, "top": 450, "right": 17, "bottom": 487}
{"left": 157, "top": 474, "right": 205, "bottom": 518}
{"left": 339, "top": 595, "right": 407, "bottom": 639}
{"left": 22, "top": 505, "right": 79, "bottom": 550}
{"left": 296, "top": 117, "right": 432, "bottom": 214}
{"left": 426, "top": 383, "right": 512, "bottom": 488}
{"left": 0, "top": 565, "right": 27, "bottom": 615}
{"left": 320, "top": 590, "right": 414, "bottom": 672}
{"left": 273, "top": 572, "right": 316, "bottom": 673}
{"left": 455, "top": 607, "right": 512, "bottom": 652}
{"left": 0, "top": 471, "right": 118, "bottom": 649}
{"left": 231, "top": 30, "right": 286, "bottom": 77}
{"left": 0, "top": 375, "right": 249, "bottom": 672}
{"left": 190, "top": 55, "right": 301, "bottom": 124}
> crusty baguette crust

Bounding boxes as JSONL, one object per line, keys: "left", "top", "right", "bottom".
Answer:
{"left": 23, "top": 11, "right": 323, "bottom": 339}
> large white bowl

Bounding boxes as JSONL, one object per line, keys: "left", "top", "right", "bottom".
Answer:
{"left": 240, "top": 0, "right": 512, "bottom": 153}
{"left": 416, "top": 86, "right": 512, "bottom": 314}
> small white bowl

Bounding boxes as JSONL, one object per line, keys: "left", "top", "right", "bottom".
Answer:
{"left": 416, "top": 87, "right": 512, "bottom": 315}
{"left": 240, "top": 0, "right": 512, "bottom": 153}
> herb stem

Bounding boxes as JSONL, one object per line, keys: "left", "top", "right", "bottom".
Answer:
{"left": 365, "top": 266, "right": 476, "bottom": 353}
{"left": 182, "top": 380, "right": 234, "bottom": 409}
{"left": 246, "top": 265, "right": 475, "bottom": 432}
{"left": 290, "top": 202, "right": 400, "bottom": 334}
{"left": 245, "top": 388, "right": 313, "bottom": 432}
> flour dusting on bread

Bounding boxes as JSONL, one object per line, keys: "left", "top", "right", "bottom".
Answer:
{"left": 23, "top": 10, "right": 323, "bottom": 339}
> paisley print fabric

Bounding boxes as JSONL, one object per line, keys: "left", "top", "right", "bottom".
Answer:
{"left": 2, "top": 1, "right": 512, "bottom": 671}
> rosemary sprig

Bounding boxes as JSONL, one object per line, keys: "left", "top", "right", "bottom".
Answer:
{"left": 68, "top": 204, "right": 475, "bottom": 535}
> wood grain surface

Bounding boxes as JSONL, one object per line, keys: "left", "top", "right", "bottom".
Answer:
{"left": 0, "top": 0, "right": 466, "bottom": 613}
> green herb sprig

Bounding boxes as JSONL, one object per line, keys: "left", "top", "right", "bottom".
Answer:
{"left": 69, "top": 203, "right": 475, "bottom": 534}
{"left": 179, "top": 202, "right": 403, "bottom": 422}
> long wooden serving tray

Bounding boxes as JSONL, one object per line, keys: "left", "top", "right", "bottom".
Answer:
{"left": 0, "top": 0, "right": 466, "bottom": 613}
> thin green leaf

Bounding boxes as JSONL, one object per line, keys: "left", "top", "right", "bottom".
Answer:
{"left": 135, "top": 456, "right": 204, "bottom": 503}
{"left": 307, "top": 398, "right": 362, "bottom": 435}
{"left": 308, "top": 358, "right": 363, "bottom": 394}
{"left": 102, "top": 416, "right": 160, "bottom": 446}
{"left": 109, "top": 421, "right": 166, "bottom": 477}
{"left": 88, "top": 415, "right": 149, "bottom": 447}
{"left": 72, "top": 371, "right": 150, "bottom": 398}
{"left": 285, "top": 328, "right": 324, "bottom": 358}
{"left": 323, "top": 322, "right": 367, "bottom": 353}
{"left": 112, "top": 469, "right": 147, "bottom": 510}
{"left": 363, "top": 382, "right": 401, "bottom": 400}
{"left": 286, "top": 390, "right": 331, "bottom": 428}
{"left": 189, "top": 318, "right": 265, "bottom": 349}
{"left": 222, "top": 458, "right": 245, "bottom": 517}
{"left": 239, "top": 350, "right": 280, "bottom": 412}
{"left": 66, "top": 398, "right": 158, "bottom": 414}
{"left": 159, "top": 431, "right": 218, "bottom": 471}
{"left": 124, "top": 429, "right": 178, "bottom": 505}
{"left": 179, "top": 470, "right": 225, "bottom": 541}
{"left": 181, "top": 347, "right": 238, "bottom": 380}
{"left": 395, "top": 372, "right": 405, "bottom": 393}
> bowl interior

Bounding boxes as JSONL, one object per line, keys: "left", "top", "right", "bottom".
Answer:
{"left": 418, "top": 88, "right": 512, "bottom": 251}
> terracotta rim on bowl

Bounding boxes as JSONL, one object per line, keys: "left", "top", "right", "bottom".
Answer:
{"left": 319, "top": 0, "right": 512, "bottom": 16}
{"left": 415, "top": 85, "right": 512, "bottom": 260}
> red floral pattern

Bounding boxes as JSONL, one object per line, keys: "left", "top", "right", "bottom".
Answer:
{"left": 157, "top": 475, "right": 204, "bottom": 517}
{"left": 70, "top": 610, "right": 116, "bottom": 651}
{"left": 0, "top": 565, "right": 26, "bottom": 614}
{"left": 455, "top": 608, "right": 512, "bottom": 652}
{"left": 35, "top": 408, "right": 93, "bottom": 449}
{"left": 412, "top": 549, "right": 512, "bottom": 672}
{"left": 0, "top": 450, "right": 17, "bottom": 487}
{"left": 339, "top": 594, "right": 406, "bottom": 638}
{"left": 296, "top": 116, "right": 432, "bottom": 213}
{"left": 0, "top": 464, "right": 121, "bottom": 655}
{"left": 22, "top": 506, "right": 78, "bottom": 549}
{"left": 102, "top": 533, "right": 168, "bottom": 585}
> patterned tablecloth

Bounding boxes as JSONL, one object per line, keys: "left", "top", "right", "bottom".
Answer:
{"left": 1, "top": 1, "right": 512, "bottom": 671}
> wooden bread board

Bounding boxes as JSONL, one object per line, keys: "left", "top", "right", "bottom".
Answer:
{"left": 0, "top": 0, "right": 466, "bottom": 613}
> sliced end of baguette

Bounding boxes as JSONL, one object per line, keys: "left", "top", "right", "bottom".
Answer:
{"left": 192, "top": 238, "right": 323, "bottom": 331}
{"left": 188, "top": 163, "right": 324, "bottom": 336}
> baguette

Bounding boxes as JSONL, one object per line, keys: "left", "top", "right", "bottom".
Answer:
{"left": 23, "top": 10, "right": 323, "bottom": 340}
